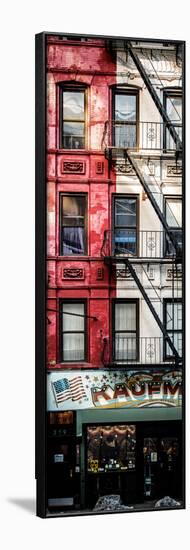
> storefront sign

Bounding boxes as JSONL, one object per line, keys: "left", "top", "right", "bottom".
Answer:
{"left": 47, "top": 369, "right": 182, "bottom": 411}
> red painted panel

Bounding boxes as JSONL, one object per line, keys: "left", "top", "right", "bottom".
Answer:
{"left": 46, "top": 38, "right": 117, "bottom": 369}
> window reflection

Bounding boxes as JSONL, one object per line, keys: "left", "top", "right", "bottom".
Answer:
{"left": 164, "top": 91, "right": 182, "bottom": 149}
{"left": 165, "top": 197, "right": 182, "bottom": 256}
{"left": 114, "top": 92, "right": 138, "bottom": 148}
{"left": 61, "top": 89, "right": 85, "bottom": 149}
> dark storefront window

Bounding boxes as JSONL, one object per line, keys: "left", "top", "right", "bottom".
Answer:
{"left": 114, "top": 196, "right": 138, "bottom": 255}
{"left": 61, "top": 301, "right": 86, "bottom": 362}
{"left": 113, "top": 300, "right": 139, "bottom": 361}
{"left": 87, "top": 425, "right": 136, "bottom": 473}
{"left": 164, "top": 196, "right": 182, "bottom": 256}
{"left": 60, "top": 88, "right": 86, "bottom": 149}
{"left": 163, "top": 299, "right": 182, "bottom": 358}
{"left": 60, "top": 194, "right": 87, "bottom": 255}
{"left": 113, "top": 90, "right": 138, "bottom": 148}
{"left": 163, "top": 90, "right": 182, "bottom": 150}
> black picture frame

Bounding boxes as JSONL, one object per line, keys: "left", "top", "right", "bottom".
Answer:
{"left": 35, "top": 32, "right": 185, "bottom": 518}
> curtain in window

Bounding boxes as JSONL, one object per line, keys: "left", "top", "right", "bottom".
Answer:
{"left": 62, "top": 196, "right": 85, "bottom": 255}
{"left": 62, "top": 303, "right": 85, "bottom": 361}
{"left": 62, "top": 227, "right": 84, "bottom": 254}
{"left": 114, "top": 94, "right": 137, "bottom": 147}
{"left": 115, "top": 303, "right": 137, "bottom": 360}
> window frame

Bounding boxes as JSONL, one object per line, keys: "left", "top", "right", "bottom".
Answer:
{"left": 59, "top": 192, "right": 88, "bottom": 256}
{"left": 112, "top": 88, "right": 139, "bottom": 149}
{"left": 59, "top": 85, "right": 87, "bottom": 150}
{"left": 112, "top": 299, "right": 139, "bottom": 362}
{"left": 163, "top": 88, "right": 182, "bottom": 151}
{"left": 164, "top": 195, "right": 182, "bottom": 257}
{"left": 112, "top": 194, "right": 139, "bottom": 256}
{"left": 163, "top": 298, "right": 182, "bottom": 360}
{"left": 60, "top": 299, "right": 87, "bottom": 363}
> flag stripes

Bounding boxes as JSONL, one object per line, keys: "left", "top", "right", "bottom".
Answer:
{"left": 52, "top": 376, "right": 86, "bottom": 404}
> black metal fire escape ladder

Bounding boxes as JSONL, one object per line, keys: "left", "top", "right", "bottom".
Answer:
{"left": 104, "top": 41, "right": 182, "bottom": 361}
{"left": 126, "top": 42, "right": 182, "bottom": 151}
{"left": 122, "top": 257, "right": 179, "bottom": 361}
{"left": 125, "top": 150, "right": 180, "bottom": 255}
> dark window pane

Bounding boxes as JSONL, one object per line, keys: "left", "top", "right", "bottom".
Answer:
{"left": 115, "top": 94, "right": 136, "bottom": 122}
{"left": 165, "top": 230, "right": 182, "bottom": 256}
{"left": 62, "top": 227, "right": 85, "bottom": 255}
{"left": 115, "top": 198, "right": 136, "bottom": 227}
{"left": 164, "top": 300, "right": 182, "bottom": 359}
{"left": 63, "top": 91, "right": 84, "bottom": 120}
{"left": 166, "top": 333, "right": 182, "bottom": 357}
{"left": 114, "top": 229, "right": 136, "bottom": 255}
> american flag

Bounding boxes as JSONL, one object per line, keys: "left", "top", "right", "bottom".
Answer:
{"left": 52, "top": 376, "right": 87, "bottom": 404}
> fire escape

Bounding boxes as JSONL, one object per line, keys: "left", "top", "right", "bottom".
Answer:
{"left": 101, "top": 41, "right": 182, "bottom": 368}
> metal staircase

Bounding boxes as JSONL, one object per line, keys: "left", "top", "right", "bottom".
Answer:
{"left": 125, "top": 150, "right": 182, "bottom": 257}
{"left": 103, "top": 40, "right": 183, "bottom": 364}
{"left": 126, "top": 43, "right": 182, "bottom": 151}
{"left": 122, "top": 257, "right": 179, "bottom": 361}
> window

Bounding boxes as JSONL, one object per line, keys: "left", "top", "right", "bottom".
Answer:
{"left": 113, "top": 196, "right": 138, "bottom": 255}
{"left": 163, "top": 90, "right": 182, "bottom": 149}
{"left": 164, "top": 299, "right": 182, "bottom": 358}
{"left": 113, "top": 90, "right": 138, "bottom": 148}
{"left": 164, "top": 197, "right": 182, "bottom": 256}
{"left": 113, "top": 301, "right": 139, "bottom": 361}
{"left": 61, "top": 302, "right": 86, "bottom": 362}
{"left": 60, "top": 194, "right": 87, "bottom": 255}
{"left": 87, "top": 425, "right": 136, "bottom": 472}
{"left": 60, "top": 87, "right": 86, "bottom": 149}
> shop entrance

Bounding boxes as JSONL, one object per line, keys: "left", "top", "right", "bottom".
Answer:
{"left": 84, "top": 420, "right": 182, "bottom": 509}
{"left": 47, "top": 412, "right": 80, "bottom": 510}
{"left": 85, "top": 424, "right": 137, "bottom": 509}
{"left": 136, "top": 420, "right": 182, "bottom": 504}
{"left": 143, "top": 436, "right": 179, "bottom": 500}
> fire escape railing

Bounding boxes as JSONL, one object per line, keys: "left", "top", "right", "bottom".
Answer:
{"left": 102, "top": 43, "right": 182, "bottom": 364}
{"left": 101, "top": 230, "right": 182, "bottom": 260}
{"left": 102, "top": 336, "right": 181, "bottom": 366}
{"left": 104, "top": 121, "right": 182, "bottom": 154}
{"left": 126, "top": 43, "right": 182, "bottom": 151}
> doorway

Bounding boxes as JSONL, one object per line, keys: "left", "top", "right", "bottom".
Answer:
{"left": 137, "top": 420, "right": 182, "bottom": 503}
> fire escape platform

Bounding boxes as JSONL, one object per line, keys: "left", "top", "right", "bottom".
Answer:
{"left": 103, "top": 256, "right": 180, "bottom": 266}
{"left": 104, "top": 147, "right": 180, "bottom": 162}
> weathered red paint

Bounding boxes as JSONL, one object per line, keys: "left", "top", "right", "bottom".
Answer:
{"left": 46, "top": 37, "right": 117, "bottom": 370}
